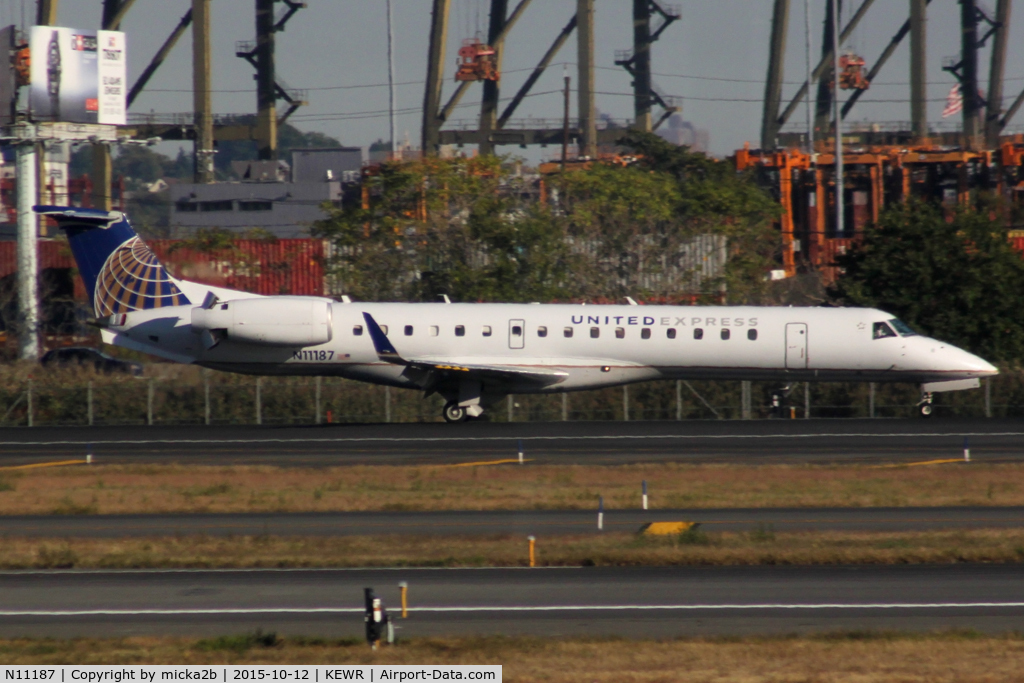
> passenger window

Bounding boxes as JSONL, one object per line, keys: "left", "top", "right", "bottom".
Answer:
{"left": 694, "top": 328, "right": 704, "bottom": 340}
{"left": 482, "top": 325, "right": 492, "bottom": 337}
{"left": 667, "top": 328, "right": 676, "bottom": 339}
{"left": 538, "top": 326, "right": 548, "bottom": 338}
{"left": 721, "top": 329, "right": 730, "bottom": 340}
{"left": 641, "top": 328, "right": 651, "bottom": 340}
{"left": 511, "top": 325, "right": 522, "bottom": 336}
{"left": 455, "top": 325, "right": 465, "bottom": 337}
{"left": 404, "top": 325, "right": 414, "bottom": 336}
{"left": 590, "top": 327, "right": 600, "bottom": 338}
{"left": 873, "top": 322, "right": 897, "bottom": 340}
{"left": 380, "top": 325, "right": 388, "bottom": 335}
{"left": 429, "top": 325, "right": 439, "bottom": 337}
{"left": 615, "top": 327, "right": 625, "bottom": 339}
{"left": 747, "top": 329, "right": 758, "bottom": 341}
{"left": 353, "top": 325, "right": 363, "bottom": 336}
{"left": 564, "top": 327, "right": 574, "bottom": 338}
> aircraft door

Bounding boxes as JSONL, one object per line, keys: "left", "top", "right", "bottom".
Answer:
{"left": 508, "top": 319, "right": 525, "bottom": 349}
{"left": 785, "top": 323, "right": 808, "bottom": 369}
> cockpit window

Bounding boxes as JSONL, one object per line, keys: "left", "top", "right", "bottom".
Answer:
{"left": 872, "top": 322, "right": 897, "bottom": 340}
{"left": 889, "top": 319, "right": 918, "bottom": 336}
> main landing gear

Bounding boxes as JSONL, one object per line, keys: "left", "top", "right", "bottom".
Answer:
{"left": 443, "top": 401, "right": 468, "bottom": 423}
{"left": 917, "top": 391, "right": 934, "bottom": 418}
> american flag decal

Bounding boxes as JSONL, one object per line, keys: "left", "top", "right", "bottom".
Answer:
{"left": 94, "top": 237, "right": 188, "bottom": 317}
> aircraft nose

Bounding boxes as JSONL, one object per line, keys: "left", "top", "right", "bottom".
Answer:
{"left": 947, "top": 346, "right": 999, "bottom": 377}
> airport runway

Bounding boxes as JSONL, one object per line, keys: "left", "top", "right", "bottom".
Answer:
{"left": 1, "top": 565, "right": 1022, "bottom": 638}
{"left": 3, "top": 506, "right": 1023, "bottom": 537}
{"left": 1, "top": 418, "right": 1022, "bottom": 466}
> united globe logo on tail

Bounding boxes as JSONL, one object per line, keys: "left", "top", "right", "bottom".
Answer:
{"left": 93, "top": 236, "right": 189, "bottom": 317}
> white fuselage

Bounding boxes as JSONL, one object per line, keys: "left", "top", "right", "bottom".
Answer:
{"left": 104, "top": 297, "right": 997, "bottom": 395}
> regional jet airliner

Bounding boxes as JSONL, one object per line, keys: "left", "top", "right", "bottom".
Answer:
{"left": 36, "top": 206, "right": 997, "bottom": 422}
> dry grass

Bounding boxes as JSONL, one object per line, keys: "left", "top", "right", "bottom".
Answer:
{"left": 10, "top": 529, "right": 1024, "bottom": 569}
{"left": 0, "top": 461, "right": 1021, "bottom": 515}
{"left": 3, "top": 632, "right": 1024, "bottom": 681}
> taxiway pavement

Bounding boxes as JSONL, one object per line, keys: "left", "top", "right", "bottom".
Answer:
{"left": 1, "top": 565, "right": 1022, "bottom": 638}
{"left": 3, "top": 507, "right": 1023, "bottom": 537}
{"left": 0, "top": 418, "right": 1021, "bottom": 466}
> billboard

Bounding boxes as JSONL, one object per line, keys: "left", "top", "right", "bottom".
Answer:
{"left": 29, "top": 26, "right": 125, "bottom": 125}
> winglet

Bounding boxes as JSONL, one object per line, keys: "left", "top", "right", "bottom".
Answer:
{"left": 362, "top": 312, "right": 405, "bottom": 364}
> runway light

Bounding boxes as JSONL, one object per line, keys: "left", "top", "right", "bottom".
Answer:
{"left": 964, "top": 436, "right": 971, "bottom": 462}
{"left": 527, "top": 536, "right": 536, "bottom": 567}
{"left": 398, "top": 582, "right": 408, "bottom": 618}
{"left": 642, "top": 480, "right": 648, "bottom": 511}
{"left": 597, "top": 496, "right": 604, "bottom": 531}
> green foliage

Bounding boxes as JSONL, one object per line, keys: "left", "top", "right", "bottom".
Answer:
{"left": 313, "top": 137, "right": 780, "bottom": 304}
{"left": 829, "top": 200, "right": 1024, "bottom": 362}
{"left": 621, "top": 132, "right": 782, "bottom": 303}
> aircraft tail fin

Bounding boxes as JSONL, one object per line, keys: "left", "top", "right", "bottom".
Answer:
{"left": 34, "top": 205, "right": 191, "bottom": 317}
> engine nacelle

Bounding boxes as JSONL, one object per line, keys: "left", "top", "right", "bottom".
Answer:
{"left": 191, "top": 297, "right": 333, "bottom": 347}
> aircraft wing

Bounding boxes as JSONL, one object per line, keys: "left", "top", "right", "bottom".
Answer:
{"left": 362, "top": 312, "right": 568, "bottom": 388}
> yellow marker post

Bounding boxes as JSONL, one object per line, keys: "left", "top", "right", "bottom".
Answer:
{"left": 398, "top": 582, "right": 408, "bottom": 619}
{"left": 527, "top": 535, "right": 536, "bottom": 567}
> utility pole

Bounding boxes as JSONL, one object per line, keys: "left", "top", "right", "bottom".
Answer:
{"left": 562, "top": 68, "right": 570, "bottom": 171}
{"left": 960, "top": 0, "right": 982, "bottom": 148}
{"left": 386, "top": 0, "right": 397, "bottom": 157}
{"left": 804, "top": 0, "right": 813, "bottom": 152}
{"left": 632, "top": 0, "right": 652, "bottom": 133}
{"left": 762, "top": 0, "right": 789, "bottom": 150}
{"left": 478, "top": 0, "right": 508, "bottom": 155}
{"left": 832, "top": 0, "right": 844, "bottom": 237}
{"left": 16, "top": 0, "right": 60, "bottom": 360}
{"left": 814, "top": 0, "right": 839, "bottom": 141}
{"left": 910, "top": 0, "right": 927, "bottom": 141}
{"left": 16, "top": 141, "right": 39, "bottom": 361}
{"left": 985, "top": 0, "right": 1010, "bottom": 148}
{"left": 422, "top": 0, "right": 451, "bottom": 156}
{"left": 576, "top": 0, "right": 596, "bottom": 158}
{"left": 192, "top": 0, "right": 214, "bottom": 179}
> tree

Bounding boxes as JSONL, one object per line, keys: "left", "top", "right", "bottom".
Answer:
{"left": 829, "top": 200, "right": 1024, "bottom": 362}
{"left": 311, "top": 155, "right": 577, "bottom": 303}
{"left": 619, "top": 132, "right": 781, "bottom": 304}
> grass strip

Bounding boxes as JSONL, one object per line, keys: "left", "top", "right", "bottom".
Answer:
{"left": 11, "top": 529, "right": 1024, "bottom": 569}
{"left": 0, "top": 462, "right": 1023, "bottom": 515}
{"left": 2, "top": 632, "right": 1024, "bottom": 680}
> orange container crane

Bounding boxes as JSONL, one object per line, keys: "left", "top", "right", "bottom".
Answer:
{"left": 455, "top": 38, "right": 499, "bottom": 82}
{"left": 838, "top": 53, "right": 870, "bottom": 91}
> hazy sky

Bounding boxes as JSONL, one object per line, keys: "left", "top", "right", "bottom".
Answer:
{"left": 7, "top": 0, "right": 1023, "bottom": 159}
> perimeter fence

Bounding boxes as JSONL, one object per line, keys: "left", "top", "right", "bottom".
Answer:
{"left": 0, "top": 364, "right": 1018, "bottom": 427}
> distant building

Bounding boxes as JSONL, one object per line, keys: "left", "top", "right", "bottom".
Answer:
{"left": 292, "top": 147, "right": 362, "bottom": 183}
{"left": 169, "top": 147, "right": 363, "bottom": 238}
{"left": 657, "top": 115, "right": 710, "bottom": 153}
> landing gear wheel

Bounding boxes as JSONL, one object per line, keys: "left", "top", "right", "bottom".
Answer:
{"left": 443, "top": 401, "right": 468, "bottom": 423}
{"left": 918, "top": 402, "right": 933, "bottom": 418}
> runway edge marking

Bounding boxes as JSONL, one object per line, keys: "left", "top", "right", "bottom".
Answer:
{"left": 5, "top": 432, "right": 1024, "bottom": 447}
{"left": 4, "top": 603, "right": 1024, "bottom": 616}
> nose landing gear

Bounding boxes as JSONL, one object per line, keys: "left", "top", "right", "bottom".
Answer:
{"left": 917, "top": 391, "right": 934, "bottom": 418}
{"left": 443, "top": 401, "right": 468, "bottom": 423}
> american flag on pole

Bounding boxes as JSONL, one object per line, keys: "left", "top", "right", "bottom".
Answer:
{"left": 943, "top": 84, "right": 963, "bottom": 118}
